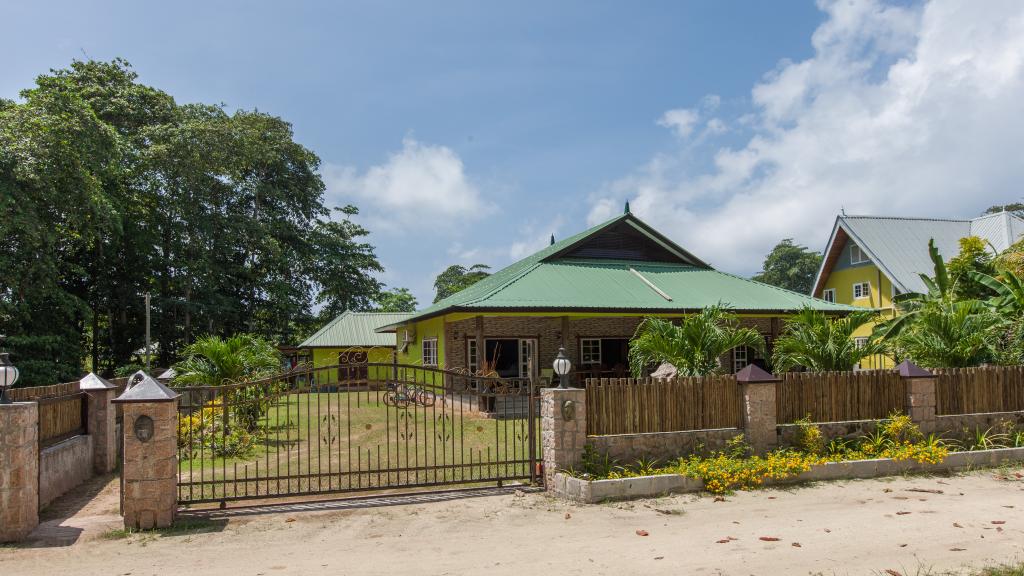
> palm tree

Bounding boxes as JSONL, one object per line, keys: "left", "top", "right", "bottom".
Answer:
{"left": 888, "top": 299, "right": 1002, "bottom": 368}
{"left": 173, "top": 334, "right": 281, "bottom": 387}
{"left": 771, "top": 307, "right": 887, "bottom": 372}
{"left": 628, "top": 306, "right": 764, "bottom": 377}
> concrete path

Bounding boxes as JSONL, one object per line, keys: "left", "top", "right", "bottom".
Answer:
{"left": 2, "top": 467, "right": 1023, "bottom": 575}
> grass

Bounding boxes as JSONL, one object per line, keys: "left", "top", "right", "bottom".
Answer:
{"left": 101, "top": 518, "right": 226, "bottom": 543}
{"left": 178, "top": 391, "right": 539, "bottom": 501}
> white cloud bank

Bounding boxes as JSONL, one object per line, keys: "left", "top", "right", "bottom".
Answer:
{"left": 324, "top": 137, "right": 492, "bottom": 231}
{"left": 589, "top": 0, "right": 1024, "bottom": 274}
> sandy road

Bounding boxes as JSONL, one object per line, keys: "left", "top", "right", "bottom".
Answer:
{"left": 2, "top": 468, "right": 1023, "bottom": 576}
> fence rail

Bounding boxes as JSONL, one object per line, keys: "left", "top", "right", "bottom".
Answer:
{"left": 586, "top": 376, "right": 742, "bottom": 435}
{"left": 775, "top": 370, "right": 905, "bottom": 424}
{"left": 37, "top": 391, "right": 88, "bottom": 448}
{"left": 935, "top": 365, "right": 1024, "bottom": 415}
{"left": 8, "top": 380, "right": 80, "bottom": 402}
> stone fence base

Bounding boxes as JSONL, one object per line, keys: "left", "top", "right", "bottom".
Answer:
{"left": 589, "top": 428, "right": 738, "bottom": 463}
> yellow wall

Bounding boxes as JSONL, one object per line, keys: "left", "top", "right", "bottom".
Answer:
{"left": 394, "top": 315, "right": 446, "bottom": 368}
{"left": 309, "top": 346, "right": 394, "bottom": 384}
{"left": 819, "top": 264, "right": 898, "bottom": 368}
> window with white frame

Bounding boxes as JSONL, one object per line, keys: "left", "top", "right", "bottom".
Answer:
{"left": 853, "top": 282, "right": 871, "bottom": 299}
{"left": 733, "top": 347, "right": 749, "bottom": 373}
{"left": 854, "top": 337, "right": 869, "bottom": 349}
{"left": 850, "top": 244, "right": 869, "bottom": 265}
{"left": 466, "top": 340, "right": 478, "bottom": 374}
{"left": 822, "top": 288, "right": 836, "bottom": 303}
{"left": 422, "top": 338, "right": 438, "bottom": 367}
{"left": 580, "top": 338, "right": 601, "bottom": 365}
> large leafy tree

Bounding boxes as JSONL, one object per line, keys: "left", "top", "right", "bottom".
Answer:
{"left": 0, "top": 59, "right": 384, "bottom": 384}
{"left": 375, "top": 287, "right": 418, "bottom": 313}
{"left": 752, "top": 239, "right": 823, "bottom": 294}
{"left": 771, "top": 308, "right": 887, "bottom": 372}
{"left": 628, "top": 306, "right": 764, "bottom": 377}
{"left": 946, "top": 236, "right": 996, "bottom": 300}
{"left": 433, "top": 264, "right": 490, "bottom": 303}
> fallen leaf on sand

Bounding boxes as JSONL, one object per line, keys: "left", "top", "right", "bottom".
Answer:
{"left": 1002, "top": 505, "right": 1015, "bottom": 509}
{"left": 896, "top": 511, "right": 912, "bottom": 515}
{"left": 885, "top": 570, "right": 903, "bottom": 576}
{"left": 950, "top": 548, "right": 966, "bottom": 552}
{"left": 906, "top": 488, "right": 943, "bottom": 494}
{"left": 883, "top": 488, "right": 893, "bottom": 493}
{"left": 759, "top": 536, "right": 781, "bottom": 542}
{"left": 285, "top": 518, "right": 296, "bottom": 523}
{"left": 716, "top": 539, "right": 731, "bottom": 544}
{"left": 791, "top": 542, "right": 802, "bottom": 548}
{"left": 992, "top": 520, "right": 1006, "bottom": 525}
{"left": 997, "top": 527, "right": 1004, "bottom": 533}
{"left": 953, "top": 523, "right": 963, "bottom": 528}
{"left": 899, "top": 544, "right": 907, "bottom": 548}
{"left": 768, "top": 496, "right": 776, "bottom": 499}
{"left": 636, "top": 530, "right": 649, "bottom": 537}
{"left": 654, "top": 557, "right": 664, "bottom": 560}
{"left": 714, "top": 496, "right": 726, "bottom": 502}
{"left": 824, "top": 528, "right": 831, "bottom": 533}
{"left": 565, "top": 513, "right": 571, "bottom": 519}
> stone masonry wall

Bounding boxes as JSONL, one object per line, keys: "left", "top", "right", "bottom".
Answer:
{"left": 541, "top": 388, "right": 586, "bottom": 487}
{"left": 0, "top": 403, "right": 39, "bottom": 543}
{"left": 122, "top": 401, "right": 177, "bottom": 530}
{"left": 589, "top": 428, "right": 738, "bottom": 463}
{"left": 38, "top": 434, "right": 94, "bottom": 510}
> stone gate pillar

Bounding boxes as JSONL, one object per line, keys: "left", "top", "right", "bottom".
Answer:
{"left": 736, "top": 364, "right": 780, "bottom": 455}
{"left": 81, "top": 373, "right": 118, "bottom": 474}
{"left": 113, "top": 371, "right": 179, "bottom": 530}
{"left": 541, "top": 386, "right": 586, "bottom": 488}
{"left": 898, "top": 360, "right": 937, "bottom": 433}
{"left": 0, "top": 402, "right": 39, "bottom": 542}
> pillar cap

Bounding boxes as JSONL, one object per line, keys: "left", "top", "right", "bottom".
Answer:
{"left": 735, "top": 364, "right": 781, "bottom": 383}
{"left": 80, "top": 372, "right": 116, "bottom": 390}
{"left": 896, "top": 360, "right": 932, "bottom": 379}
{"left": 112, "top": 371, "right": 179, "bottom": 403}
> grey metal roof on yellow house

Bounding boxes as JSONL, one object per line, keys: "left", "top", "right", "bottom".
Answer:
{"left": 811, "top": 211, "right": 1024, "bottom": 296}
{"left": 379, "top": 211, "right": 859, "bottom": 331}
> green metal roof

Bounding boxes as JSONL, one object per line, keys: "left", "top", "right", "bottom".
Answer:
{"left": 383, "top": 213, "right": 858, "bottom": 329}
{"left": 300, "top": 311, "right": 411, "bottom": 348}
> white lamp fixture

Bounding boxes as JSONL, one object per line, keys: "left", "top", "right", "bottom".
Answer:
{"left": 552, "top": 347, "right": 572, "bottom": 389}
{"left": 0, "top": 351, "right": 19, "bottom": 405}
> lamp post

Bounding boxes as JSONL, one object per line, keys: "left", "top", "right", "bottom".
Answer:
{"left": 552, "top": 347, "right": 572, "bottom": 389}
{"left": 0, "top": 350, "right": 18, "bottom": 405}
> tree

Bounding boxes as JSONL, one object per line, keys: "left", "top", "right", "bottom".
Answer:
{"left": 946, "top": 236, "right": 996, "bottom": 300}
{"left": 433, "top": 264, "right": 491, "bottom": 303}
{"left": 771, "top": 308, "right": 887, "bottom": 372}
{"left": 888, "top": 299, "right": 1002, "bottom": 368}
{"left": 172, "top": 334, "right": 281, "bottom": 387}
{"left": 995, "top": 236, "right": 1024, "bottom": 278}
{"left": 985, "top": 203, "right": 1024, "bottom": 218}
{"left": 627, "top": 306, "right": 764, "bottom": 377}
{"left": 375, "top": 288, "right": 418, "bottom": 313}
{"left": 752, "top": 239, "right": 823, "bottom": 294}
{"left": 874, "top": 239, "right": 952, "bottom": 341}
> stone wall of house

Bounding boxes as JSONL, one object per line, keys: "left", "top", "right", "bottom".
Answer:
{"left": 38, "top": 435, "right": 94, "bottom": 510}
{"left": 444, "top": 315, "right": 780, "bottom": 375}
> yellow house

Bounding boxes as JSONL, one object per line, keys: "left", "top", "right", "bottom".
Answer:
{"left": 298, "top": 311, "right": 412, "bottom": 383}
{"left": 811, "top": 211, "right": 1024, "bottom": 368}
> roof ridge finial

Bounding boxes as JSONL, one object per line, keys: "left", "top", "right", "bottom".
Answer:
{"left": 624, "top": 200, "right": 631, "bottom": 215}
{"left": 550, "top": 233, "right": 555, "bottom": 246}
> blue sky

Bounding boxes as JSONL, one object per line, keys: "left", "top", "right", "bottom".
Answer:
{"left": 4, "top": 1, "right": 1024, "bottom": 306}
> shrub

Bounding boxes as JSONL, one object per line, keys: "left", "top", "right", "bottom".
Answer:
{"left": 792, "top": 415, "right": 825, "bottom": 455}
{"left": 725, "top": 434, "right": 751, "bottom": 458}
{"left": 678, "top": 451, "right": 823, "bottom": 494}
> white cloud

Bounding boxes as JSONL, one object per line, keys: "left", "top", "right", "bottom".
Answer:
{"left": 590, "top": 0, "right": 1024, "bottom": 275}
{"left": 657, "top": 108, "right": 700, "bottom": 138}
{"left": 508, "top": 216, "right": 565, "bottom": 260}
{"left": 324, "top": 137, "right": 492, "bottom": 232}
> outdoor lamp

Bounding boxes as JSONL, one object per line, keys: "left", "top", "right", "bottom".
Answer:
{"left": 552, "top": 347, "right": 572, "bottom": 389}
{"left": 0, "top": 351, "right": 19, "bottom": 405}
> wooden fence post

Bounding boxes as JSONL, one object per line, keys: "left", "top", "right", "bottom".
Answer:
{"left": 736, "top": 364, "right": 779, "bottom": 455}
{"left": 898, "top": 360, "right": 937, "bottom": 433}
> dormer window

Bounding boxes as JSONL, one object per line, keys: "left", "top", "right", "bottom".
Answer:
{"left": 850, "top": 244, "right": 869, "bottom": 265}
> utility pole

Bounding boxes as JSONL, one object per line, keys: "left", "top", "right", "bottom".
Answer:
{"left": 145, "top": 292, "right": 151, "bottom": 373}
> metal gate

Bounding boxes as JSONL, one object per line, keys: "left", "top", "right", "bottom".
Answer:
{"left": 172, "top": 363, "right": 540, "bottom": 505}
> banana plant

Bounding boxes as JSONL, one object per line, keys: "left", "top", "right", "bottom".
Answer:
{"left": 969, "top": 269, "right": 1024, "bottom": 316}
{"left": 874, "top": 239, "right": 953, "bottom": 341}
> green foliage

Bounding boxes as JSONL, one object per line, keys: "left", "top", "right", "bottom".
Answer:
{"left": 0, "top": 59, "right": 384, "bottom": 384}
{"left": 751, "top": 239, "right": 823, "bottom": 294}
{"left": 947, "top": 236, "right": 997, "bottom": 300}
{"left": 888, "top": 299, "right": 1002, "bottom": 368}
{"left": 792, "top": 416, "right": 825, "bottom": 455}
{"left": 725, "top": 434, "right": 751, "bottom": 458}
{"left": 375, "top": 287, "right": 418, "bottom": 313}
{"left": 995, "top": 236, "right": 1024, "bottom": 278}
{"left": 771, "top": 307, "right": 887, "bottom": 372}
{"left": 433, "top": 264, "right": 490, "bottom": 303}
{"left": 628, "top": 306, "right": 764, "bottom": 377}
{"left": 172, "top": 334, "right": 281, "bottom": 387}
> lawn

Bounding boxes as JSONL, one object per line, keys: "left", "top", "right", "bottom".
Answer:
{"left": 177, "top": 390, "right": 539, "bottom": 503}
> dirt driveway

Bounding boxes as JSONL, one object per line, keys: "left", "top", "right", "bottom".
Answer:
{"left": 2, "top": 467, "right": 1023, "bottom": 576}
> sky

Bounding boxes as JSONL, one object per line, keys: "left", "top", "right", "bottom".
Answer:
{"left": 3, "top": 0, "right": 1024, "bottom": 306}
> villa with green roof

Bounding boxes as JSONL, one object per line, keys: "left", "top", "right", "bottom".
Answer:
{"left": 379, "top": 208, "right": 856, "bottom": 383}
{"left": 299, "top": 310, "right": 412, "bottom": 383}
